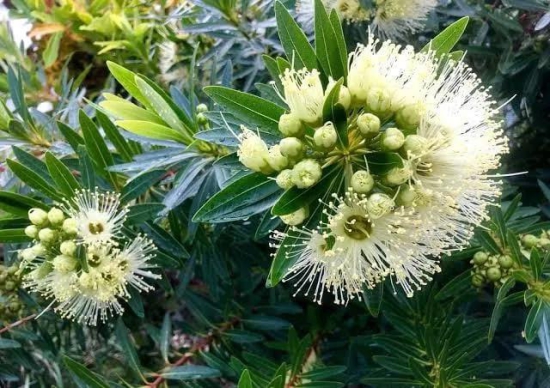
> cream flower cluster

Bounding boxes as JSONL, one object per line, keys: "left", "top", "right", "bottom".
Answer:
{"left": 20, "top": 189, "right": 159, "bottom": 325}
{"left": 240, "top": 37, "right": 509, "bottom": 303}
{"left": 296, "top": 0, "right": 437, "bottom": 39}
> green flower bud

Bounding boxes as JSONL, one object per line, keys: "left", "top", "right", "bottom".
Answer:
{"left": 498, "top": 255, "right": 514, "bottom": 269}
{"left": 381, "top": 128, "right": 405, "bottom": 151}
{"left": 28, "top": 208, "right": 48, "bottom": 226}
{"left": 384, "top": 164, "right": 412, "bottom": 186}
{"left": 539, "top": 238, "right": 550, "bottom": 250}
{"left": 62, "top": 218, "right": 78, "bottom": 235}
{"left": 197, "top": 112, "right": 209, "bottom": 125}
{"left": 313, "top": 122, "right": 338, "bottom": 151}
{"left": 278, "top": 113, "right": 305, "bottom": 137}
{"left": 60, "top": 241, "right": 77, "bottom": 256}
{"left": 291, "top": 159, "right": 322, "bottom": 189}
{"left": 473, "top": 251, "right": 488, "bottom": 265}
{"left": 366, "top": 88, "right": 391, "bottom": 115}
{"left": 351, "top": 170, "right": 374, "bottom": 194}
{"left": 196, "top": 103, "right": 208, "bottom": 113}
{"left": 366, "top": 193, "right": 394, "bottom": 219}
{"left": 280, "top": 137, "right": 305, "bottom": 159}
{"left": 276, "top": 169, "right": 294, "bottom": 190}
{"left": 24, "top": 225, "right": 38, "bottom": 239}
{"left": 395, "top": 103, "right": 424, "bottom": 130}
{"left": 7, "top": 266, "right": 18, "bottom": 275}
{"left": 52, "top": 254, "right": 78, "bottom": 273}
{"left": 357, "top": 113, "right": 380, "bottom": 137}
{"left": 47, "top": 208, "right": 65, "bottom": 225}
{"left": 267, "top": 145, "right": 289, "bottom": 171}
{"left": 31, "top": 262, "right": 53, "bottom": 280}
{"left": 32, "top": 243, "right": 47, "bottom": 256}
{"left": 4, "top": 281, "right": 15, "bottom": 291}
{"left": 471, "top": 274, "right": 484, "bottom": 287}
{"left": 403, "top": 135, "right": 428, "bottom": 157}
{"left": 38, "top": 228, "right": 56, "bottom": 243}
{"left": 8, "top": 302, "right": 20, "bottom": 312}
{"left": 280, "top": 207, "right": 309, "bottom": 226}
{"left": 396, "top": 185, "right": 417, "bottom": 207}
{"left": 338, "top": 85, "right": 351, "bottom": 110}
{"left": 486, "top": 267, "right": 501, "bottom": 281}
{"left": 522, "top": 234, "right": 539, "bottom": 248}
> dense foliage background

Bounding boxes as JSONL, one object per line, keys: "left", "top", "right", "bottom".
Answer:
{"left": 0, "top": 0, "right": 548, "bottom": 387}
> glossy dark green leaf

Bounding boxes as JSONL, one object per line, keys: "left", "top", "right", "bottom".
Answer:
{"left": 238, "top": 370, "right": 253, "bottom": 388}
{"left": 0, "top": 191, "right": 49, "bottom": 216}
{"left": 96, "top": 111, "right": 134, "bottom": 162}
{"left": 57, "top": 121, "right": 84, "bottom": 152}
{"left": 63, "top": 356, "right": 111, "bottom": 388}
{"left": 366, "top": 152, "right": 404, "bottom": 174}
{"left": 7, "top": 159, "right": 62, "bottom": 202}
{"left": 314, "top": 0, "right": 346, "bottom": 80}
{"left": 421, "top": 17, "right": 469, "bottom": 56}
{"left": 475, "top": 230, "right": 502, "bottom": 255}
{"left": 115, "top": 320, "right": 143, "bottom": 378}
{"left": 160, "top": 365, "right": 221, "bottom": 380}
{"left": 120, "top": 170, "right": 165, "bottom": 204}
{"left": 160, "top": 312, "right": 172, "bottom": 363}
{"left": 45, "top": 152, "right": 81, "bottom": 198}
{"left": 525, "top": 299, "right": 546, "bottom": 343}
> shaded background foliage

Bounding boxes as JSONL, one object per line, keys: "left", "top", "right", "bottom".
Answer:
{"left": 0, "top": 0, "right": 547, "bottom": 387}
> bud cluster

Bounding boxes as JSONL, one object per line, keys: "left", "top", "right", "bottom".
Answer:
{"left": 521, "top": 230, "right": 550, "bottom": 251}
{"left": 0, "top": 263, "right": 24, "bottom": 321}
{"left": 470, "top": 251, "right": 516, "bottom": 289}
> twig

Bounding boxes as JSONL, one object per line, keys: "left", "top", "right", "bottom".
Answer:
{"left": 0, "top": 313, "right": 37, "bottom": 335}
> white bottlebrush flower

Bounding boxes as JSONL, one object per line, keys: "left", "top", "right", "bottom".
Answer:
{"left": 62, "top": 189, "right": 128, "bottom": 246}
{"left": 280, "top": 191, "right": 441, "bottom": 303}
{"left": 372, "top": 0, "right": 438, "bottom": 40}
{"left": 237, "top": 127, "right": 272, "bottom": 173}
{"left": 278, "top": 68, "right": 326, "bottom": 125}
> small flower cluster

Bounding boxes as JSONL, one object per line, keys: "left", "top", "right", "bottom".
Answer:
{"left": 0, "top": 263, "right": 24, "bottom": 321}
{"left": 521, "top": 230, "right": 550, "bottom": 251}
{"left": 296, "top": 0, "right": 437, "bottom": 39}
{"left": 20, "top": 190, "right": 159, "bottom": 325}
{"left": 470, "top": 251, "right": 516, "bottom": 289}
{"left": 238, "top": 37, "right": 508, "bottom": 303}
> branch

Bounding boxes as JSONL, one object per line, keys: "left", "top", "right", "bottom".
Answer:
{"left": 0, "top": 313, "right": 37, "bottom": 335}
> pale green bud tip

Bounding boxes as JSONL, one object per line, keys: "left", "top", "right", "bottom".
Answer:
{"left": 60, "top": 241, "right": 77, "bottom": 256}
{"left": 52, "top": 254, "right": 77, "bottom": 273}
{"left": 473, "top": 251, "right": 488, "bottom": 265}
{"left": 357, "top": 113, "right": 380, "bottom": 137}
{"left": 47, "top": 208, "right": 65, "bottom": 225}
{"left": 280, "top": 137, "right": 304, "bottom": 159}
{"left": 366, "top": 88, "right": 391, "bottom": 114}
{"left": 540, "top": 238, "right": 550, "bottom": 249}
{"left": 397, "top": 185, "right": 417, "bottom": 206}
{"left": 196, "top": 112, "right": 208, "bottom": 125}
{"left": 366, "top": 193, "right": 394, "bottom": 219}
{"left": 21, "top": 248, "right": 36, "bottom": 262}
{"left": 280, "top": 207, "right": 308, "bottom": 226}
{"left": 196, "top": 103, "right": 208, "bottom": 113}
{"left": 486, "top": 267, "right": 501, "bottom": 281}
{"left": 403, "top": 135, "right": 428, "bottom": 157}
{"left": 396, "top": 103, "right": 423, "bottom": 130}
{"left": 24, "top": 225, "right": 38, "bottom": 239}
{"left": 498, "top": 255, "right": 514, "bottom": 269}
{"left": 278, "top": 113, "right": 304, "bottom": 137}
{"left": 313, "top": 122, "right": 337, "bottom": 150}
{"left": 276, "top": 169, "right": 294, "bottom": 190}
{"left": 385, "top": 164, "right": 412, "bottom": 186}
{"left": 351, "top": 170, "right": 374, "bottom": 194}
{"left": 38, "top": 228, "right": 56, "bottom": 243}
{"left": 32, "top": 243, "right": 47, "bottom": 256}
{"left": 521, "top": 234, "right": 538, "bottom": 248}
{"left": 338, "top": 86, "right": 351, "bottom": 110}
{"left": 382, "top": 128, "right": 405, "bottom": 151}
{"left": 291, "top": 159, "right": 322, "bottom": 189}
{"left": 267, "top": 145, "right": 289, "bottom": 171}
{"left": 28, "top": 208, "right": 48, "bottom": 226}
{"left": 62, "top": 218, "right": 78, "bottom": 235}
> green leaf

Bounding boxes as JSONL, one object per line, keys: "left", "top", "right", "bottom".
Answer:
{"left": 435, "top": 270, "right": 474, "bottom": 301}
{"left": 115, "top": 320, "right": 143, "bottom": 379}
{"left": 525, "top": 300, "right": 546, "bottom": 343}
{"left": 314, "top": 0, "right": 346, "bottom": 80}
{"left": 63, "top": 356, "right": 110, "bottom": 388}
{"left": 529, "top": 247, "right": 542, "bottom": 281}
{"left": 272, "top": 166, "right": 339, "bottom": 216}
{"left": 57, "top": 121, "right": 84, "bottom": 152}
{"left": 238, "top": 370, "right": 253, "bottom": 388}
{"left": 193, "top": 173, "right": 281, "bottom": 223}
{"left": 490, "top": 206, "right": 507, "bottom": 246}
{"left": 255, "top": 210, "right": 282, "bottom": 240}
{"left": 77, "top": 145, "right": 95, "bottom": 189}
{"left": 160, "top": 312, "right": 172, "bottom": 363}
{"left": 12, "top": 146, "right": 51, "bottom": 182}
{"left": 43, "top": 32, "right": 62, "bottom": 67}
{"left": 0, "top": 339, "right": 21, "bottom": 349}
{"left": 7, "top": 159, "right": 62, "bottom": 201}
{"left": 120, "top": 170, "right": 165, "bottom": 204}
{"left": 204, "top": 86, "right": 285, "bottom": 134}
{"left": 96, "top": 111, "right": 135, "bottom": 162}
{"left": 366, "top": 152, "right": 404, "bottom": 174}
{"left": 322, "top": 80, "right": 348, "bottom": 148}
{"left": 421, "top": 17, "right": 469, "bottom": 56}
{"left": 0, "top": 191, "right": 49, "bottom": 216}
{"left": 362, "top": 282, "right": 384, "bottom": 317}
{"left": 506, "top": 230, "right": 523, "bottom": 266}
{"left": 475, "top": 230, "right": 502, "bottom": 255}
{"left": 79, "top": 111, "right": 117, "bottom": 188}
{"left": 160, "top": 365, "right": 221, "bottom": 380}
{"left": 116, "top": 120, "right": 187, "bottom": 143}
{"left": 45, "top": 152, "right": 81, "bottom": 199}
{"left": 106, "top": 61, "right": 153, "bottom": 111}
{"left": 99, "top": 94, "right": 166, "bottom": 124}
{"left": 488, "top": 291, "right": 523, "bottom": 343}
{"left": 126, "top": 203, "right": 165, "bottom": 224}
{"left": 275, "top": 1, "right": 318, "bottom": 71}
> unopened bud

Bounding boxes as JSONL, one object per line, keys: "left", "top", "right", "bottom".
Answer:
{"left": 522, "top": 234, "right": 539, "bottom": 248}
{"left": 357, "top": 113, "right": 380, "bottom": 137}
{"left": 238, "top": 129, "right": 271, "bottom": 173}
{"left": 267, "top": 145, "right": 289, "bottom": 171}
{"left": 291, "top": 159, "right": 322, "bottom": 189}
{"left": 473, "top": 251, "right": 488, "bottom": 265}
{"left": 403, "top": 135, "right": 428, "bottom": 157}
{"left": 280, "top": 137, "right": 305, "bottom": 159}
{"left": 366, "top": 193, "right": 394, "bottom": 219}
{"left": 395, "top": 103, "right": 424, "bottom": 130}
{"left": 60, "top": 241, "right": 77, "bottom": 256}
{"left": 196, "top": 112, "right": 208, "bottom": 125}
{"left": 471, "top": 274, "right": 484, "bottom": 287}
{"left": 498, "top": 255, "right": 514, "bottom": 269}
{"left": 351, "top": 170, "right": 374, "bottom": 194}
{"left": 196, "top": 103, "right": 208, "bottom": 113}
{"left": 38, "top": 228, "right": 56, "bottom": 243}
{"left": 540, "top": 238, "right": 550, "bottom": 250}
{"left": 28, "top": 208, "right": 48, "bottom": 226}
{"left": 384, "top": 164, "right": 412, "bottom": 186}
{"left": 381, "top": 128, "right": 405, "bottom": 151}
{"left": 280, "top": 207, "right": 309, "bottom": 226}
{"left": 366, "top": 88, "right": 391, "bottom": 115}
{"left": 276, "top": 169, "right": 294, "bottom": 190}
{"left": 396, "top": 185, "right": 417, "bottom": 206}
{"left": 52, "top": 254, "right": 77, "bottom": 273}
{"left": 338, "top": 85, "right": 351, "bottom": 110}
{"left": 62, "top": 218, "right": 78, "bottom": 235}
{"left": 25, "top": 225, "right": 38, "bottom": 239}
{"left": 313, "top": 122, "right": 338, "bottom": 150}
{"left": 47, "top": 208, "right": 65, "bottom": 225}
{"left": 279, "top": 113, "right": 305, "bottom": 137}
{"left": 486, "top": 267, "right": 501, "bottom": 281}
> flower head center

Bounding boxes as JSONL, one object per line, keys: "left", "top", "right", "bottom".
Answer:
{"left": 88, "top": 221, "right": 105, "bottom": 235}
{"left": 344, "top": 215, "right": 372, "bottom": 240}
